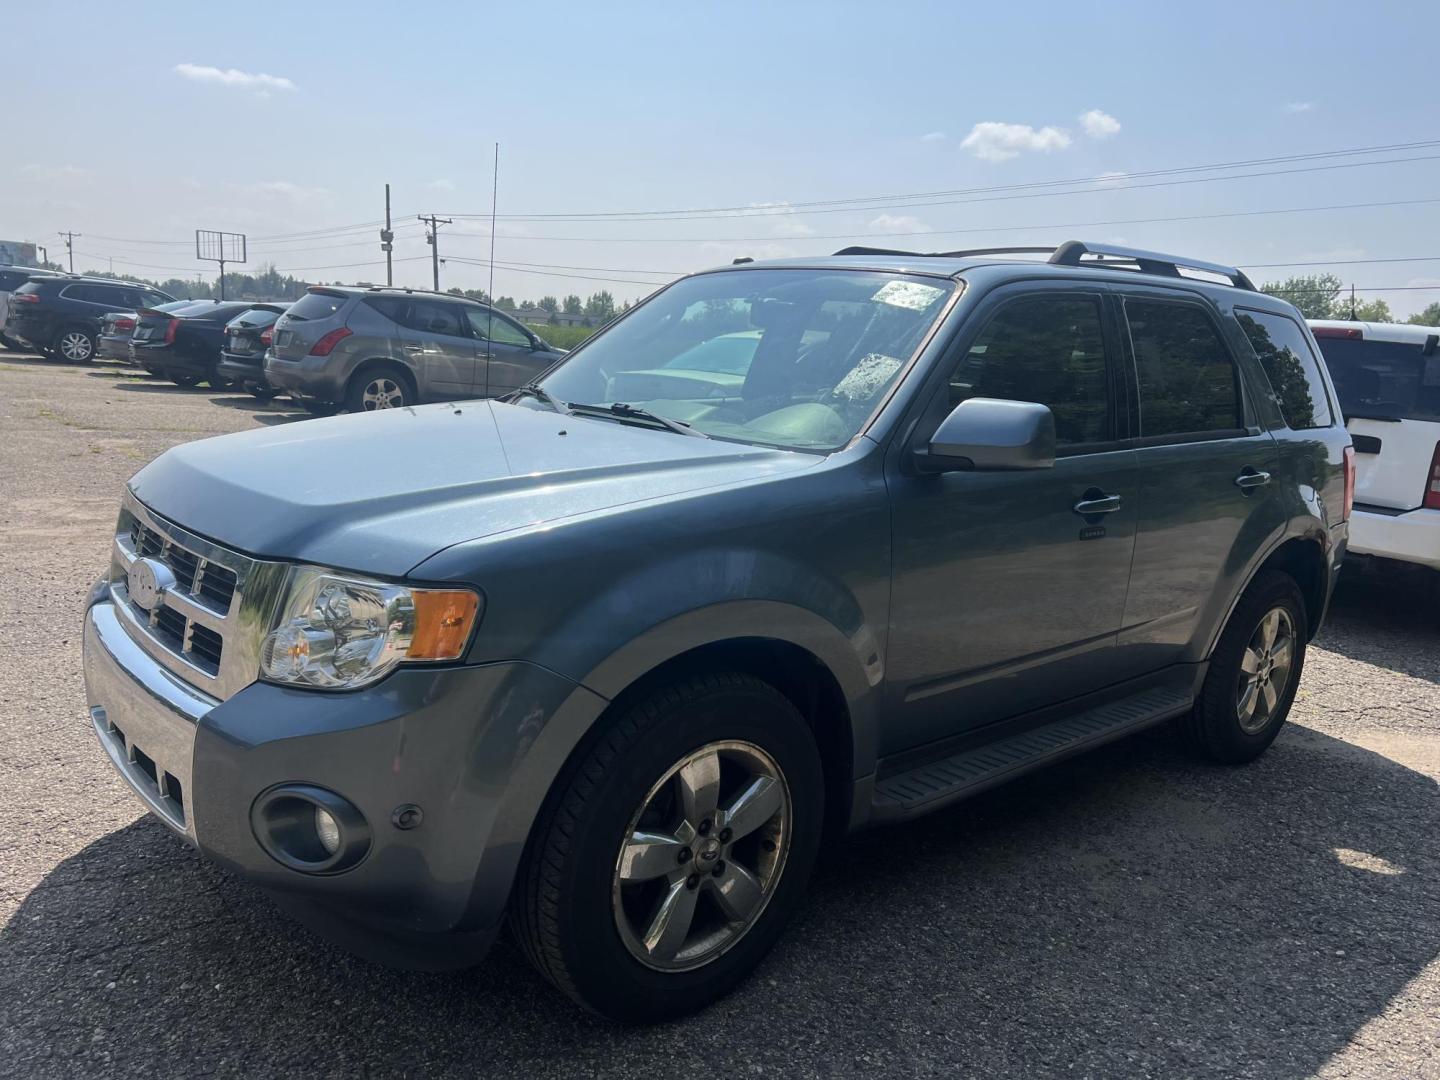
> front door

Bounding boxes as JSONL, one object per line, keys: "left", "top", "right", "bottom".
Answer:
{"left": 885, "top": 285, "right": 1139, "bottom": 756}
{"left": 1114, "top": 291, "right": 1281, "bottom": 670}
{"left": 467, "top": 307, "right": 551, "bottom": 397}
{"left": 399, "top": 299, "right": 483, "bottom": 400}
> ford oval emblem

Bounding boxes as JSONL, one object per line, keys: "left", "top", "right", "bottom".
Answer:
{"left": 128, "top": 557, "right": 176, "bottom": 611}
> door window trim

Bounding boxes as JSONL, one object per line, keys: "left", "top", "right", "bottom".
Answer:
{"left": 1116, "top": 292, "right": 1257, "bottom": 447}
{"left": 912, "top": 283, "right": 1130, "bottom": 460}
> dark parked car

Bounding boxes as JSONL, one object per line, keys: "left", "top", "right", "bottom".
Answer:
{"left": 215, "top": 303, "right": 290, "bottom": 399}
{"left": 97, "top": 301, "right": 198, "bottom": 363}
{"left": 263, "top": 285, "right": 565, "bottom": 411}
{"left": 6, "top": 276, "right": 174, "bottom": 362}
{"left": 0, "top": 265, "right": 64, "bottom": 350}
{"left": 82, "top": 242, "right": 1351, "bottom": 1021}
{"left": 131, "top": 300, "right": 275, "bottom": 388}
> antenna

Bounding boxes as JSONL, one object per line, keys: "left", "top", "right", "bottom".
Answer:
{"left": 486, "top": 142, "right": 499, "bottom": 396}
{"left": 1349, "top": 283, "right": 1357, "bottom": 320}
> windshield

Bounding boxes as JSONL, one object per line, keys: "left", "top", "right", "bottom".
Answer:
{"left": 1315, "top": 335, "right": 1440, "bottom": 422}
{"left": 534, "top": 269, "right": 954, "bottom": 450}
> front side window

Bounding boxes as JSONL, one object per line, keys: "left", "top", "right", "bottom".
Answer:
{"left": 467, "top": 308, "right": 531, "bottom": 347}
{"left": 536, "top": 269, "right": 954, "bottom": 451}
{"left": 1236, "top": 310, "right": 1333, "bottom": 429}
{"left": 948, "top": 294, "right": 1111, "bottom": 446}
{"left": 1126, "top": 299, "right": 1243, "bottom": 437}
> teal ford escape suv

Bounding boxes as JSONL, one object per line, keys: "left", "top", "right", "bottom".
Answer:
{"left": 81, "top": 241, "right": 1352, "bottom": 1020}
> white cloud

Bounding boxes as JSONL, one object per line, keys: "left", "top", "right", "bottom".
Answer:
{"left": 426, "top": 178, "right": 456, "bottom": 191}
{"left": 869, "top": 213, "right": 931, "bottom": 234}
{"left": 1079, "top": 109, "right": 1121, "bottom": 139}
{"left": 920, "top": 131, "right": 946, "bottom": 143}
{"left": 1095, "top": 170, "right": 1129, "bottom": 186}
{"left": 1284, "top": 101, "right": 1315, "bottom": 114}
{"left": 960, "top": 121, "right": 1071, "bottom": 162}
{"left": 748, "top": 201, "right": 815, "bottom": 237}
{"left": 700, "top": 241, "right": 797, "bottom": 262}
{"left": 247, "top": 180, "right": 328, "bottom": 202}
{"left": 22, "top": 163, "right": 89, "bottom": 183}
{"left": 175, "top": 63, "right": 296, "bottom": 93}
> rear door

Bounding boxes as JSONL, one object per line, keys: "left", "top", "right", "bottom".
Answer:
{"left": 396, "top": 299, "right": 482, "bottom": 400}
{"left": 1117, "top": 290, "right": 1281, "bottom": 670}
{"left": 1314, "top": 329, "right": 1440, "bottom": 511}
{"left": 464, "top": 307, "right": 549, "bottom": 395}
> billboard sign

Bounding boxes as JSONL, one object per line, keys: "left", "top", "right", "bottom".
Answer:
{"left": 0, "top": 240, "right": 38, "bottom": 267}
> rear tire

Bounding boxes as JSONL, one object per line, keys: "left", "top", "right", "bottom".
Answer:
{"left": 299, "top": 400, "right": 338, "bottom": 416}
{"left": 170, "top": 372, "right": 202, "bottom": 387}
{"left": 0, "top": 333, "right": 24, "bottom": 351}
{"left": 511, "top": 672, "right": 824, "bottom": 1022}
{"left": 345, "top": 364, "right": 415, "bottom": 412}
{"left": 53, "top": 326, "right": 96, "bottom": 363}
{"left": 249, "top": 386, "right": 280, "bottom": 401}
{"left": 1182, "top": 570, "right": 1308, "bottom": 764}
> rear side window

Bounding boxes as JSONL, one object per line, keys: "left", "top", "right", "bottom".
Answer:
{"left": 405, "top": 300, "right": 467, "bottom": 337}
{"left": 63, "top": 284, "right": 124, "bottom": 305}
{"left": 1236, "top": 310, "right": 1333, "bottom": 429}
{"left": 1125, "top": 299, "right": 1243, "bottom": 437}
{"left": 949, "top": 294, "right": 1112, "bottom": 446}
{"left": 1315, "top": 336, "right": 1440, "bottom": 423}
{"left": 362, "top": 296, "right": 409, "bottom": 323}
{"left": 286, "top": 291, "right": 349, "bottom": 321}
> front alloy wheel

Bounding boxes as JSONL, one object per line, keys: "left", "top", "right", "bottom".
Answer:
{"left": 613, "top": 740, "right": 790, "bottom": 971}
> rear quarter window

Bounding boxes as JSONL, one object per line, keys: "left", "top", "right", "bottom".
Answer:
{"left": 1236, "top": 310, "right": 1334, "bottom": 429}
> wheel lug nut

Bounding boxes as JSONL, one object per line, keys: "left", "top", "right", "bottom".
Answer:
{"left": 686, "top": 874, "right": 700, "bottom": 889}
{"left": 712, "top": 860, "right": 725, "bottom": 877}
{"left": 677, "top": 848, "right": 692, "bottom": 864}
{"left": 762, "top": 838, "right": 777, "bottom": 852}
{"left": 698, "top": 820, "right": 711, "bottom": 836}
{"left": 718, "top": 828, "right": 732, "bottom": 843}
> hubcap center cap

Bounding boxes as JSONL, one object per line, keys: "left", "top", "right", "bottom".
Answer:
{"left": 696, "top": 838, "right": 722, "bottom": 863}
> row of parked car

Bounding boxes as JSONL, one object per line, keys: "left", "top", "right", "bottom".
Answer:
{"left": 0, "top": 267, "right": 567, "bottom": 413}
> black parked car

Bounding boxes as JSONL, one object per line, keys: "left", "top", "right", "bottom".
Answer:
{"left": 7, "top": 276, "right": 174, "bottom": 362}
{"left": 97, "top": 301, "right": 198, "bottom": 362}
{"left": 131, "top": 300, "right": 275, "bottom": 388}
{"left": 0, "top": 266, "right": 64, "bottom": 350}
{"left": 216, "top": 303, "right": 289, "bottom": 398}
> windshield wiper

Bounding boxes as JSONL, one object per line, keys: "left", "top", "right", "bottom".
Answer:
{"left": 510, "top": 383, "right": 570, "bottom": 414}
{"left": 567, "top": 401, "right": 710, "bottom": 438}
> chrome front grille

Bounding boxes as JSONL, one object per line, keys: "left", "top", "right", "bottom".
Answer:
{"left": 108, "top": 492, "right": 292, "bottom": 700}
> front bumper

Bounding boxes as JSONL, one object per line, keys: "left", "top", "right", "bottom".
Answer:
{"left": 1348, "top": 505, "right": 1440, "bottom": 571}
{"left": 82, "top": 596, "right": 606, "bottom": 968}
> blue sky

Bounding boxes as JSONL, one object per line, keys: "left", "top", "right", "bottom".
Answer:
{"left": 6, "top": 0, "right": 1440, "bottom": 314}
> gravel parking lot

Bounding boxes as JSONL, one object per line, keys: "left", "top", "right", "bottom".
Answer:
{"left": 1, "top": 354, "right": 1436, "bottom": 1079}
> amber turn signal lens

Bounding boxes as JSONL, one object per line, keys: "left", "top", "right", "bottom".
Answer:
{"left": 408, "top": 590, "right": 481, "bottom": 660}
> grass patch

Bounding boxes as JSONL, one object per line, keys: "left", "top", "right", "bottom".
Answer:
{"left": 524, "top": 323, "right": 597, "bottom": 350}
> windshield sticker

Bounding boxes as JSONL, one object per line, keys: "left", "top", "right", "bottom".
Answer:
{"left": 833, "top": 353, "right": 902, "bottom": 402}
{"left": 871, "top": 280, "right": 944, "bottom": 311}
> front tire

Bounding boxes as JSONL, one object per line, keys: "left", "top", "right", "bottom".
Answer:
{"left": 511, "top": 672, "right": 824, "bottom": 1021}
{"left": 53, "top": 326, "right": 96, "bottom": 363}
{"left": 1183, "top": 570, "right": 1307, "bottom": 764}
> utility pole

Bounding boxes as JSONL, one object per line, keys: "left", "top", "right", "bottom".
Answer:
{"left": 381, "top": 184, "right": 394, "bottom": 286}
{"left": 419, "top": 214, "right": 452, "bottom": 291}
{"left": 59, "top": 231, "right": 80, "bottom": 273}
{"left": 36, "top": 245, "right": 48, "bottom": 266}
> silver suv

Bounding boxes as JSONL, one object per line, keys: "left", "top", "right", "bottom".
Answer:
{"left": 264, "top": 285, "right": 566, "bottom": 411}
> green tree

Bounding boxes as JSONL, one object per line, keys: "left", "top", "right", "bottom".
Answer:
{"left": 1348, "top": 297, "right": 1392, "bottom": 322}
{"left": 539, "top": 295, "right": 559, "bottom": 313}
{"left": 562, "top": 294, "right": 583, "bottom": 314}
{"left": 584, "top": 290, "right": 616, "bottom": 319}
{"left": 1407, "top": 301, "right": 1440, "bottom": 326}
{"left": 1260, "top": 273, "right": 1342, "bottom": 319}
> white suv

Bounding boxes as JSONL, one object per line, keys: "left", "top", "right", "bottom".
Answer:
{"left": 1310, "top": 319, "right": 1440, "bottom": 578}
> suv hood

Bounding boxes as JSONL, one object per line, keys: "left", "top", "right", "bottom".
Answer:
{"left": 129, "top": 400, "right": 819, "bottom": 576}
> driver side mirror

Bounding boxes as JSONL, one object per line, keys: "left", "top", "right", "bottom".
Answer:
{"left": 916, "top": 397, "right": 1056, "bottom": 473}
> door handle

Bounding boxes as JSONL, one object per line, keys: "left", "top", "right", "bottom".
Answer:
{"left": 1234, "top": 468, "right": 1272, "bottom": 491}
{"left": 477, "top": 351, "right": 494, "bottom": 359}
{"left": 1073, "top": 493, "right": 1123, "bottom": 516}
{"left": 403, "top": 343, "right": 424, "bottom": 354}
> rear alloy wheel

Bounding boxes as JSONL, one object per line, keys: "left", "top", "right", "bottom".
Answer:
{"left": 54, "top": 327, "right": 95, "bottom": 363}
{"left": 1183, "top": 569, "right": 1307, "bottom": 763}
{"left": 347, "top": 367, "right": 413, "bottom": 411}
{"left": 512, "top": 672, "right": 824, "bottom": 1021}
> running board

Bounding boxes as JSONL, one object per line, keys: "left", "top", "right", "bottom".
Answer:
{"left": 871, "top": 684, "right": 1192, "bottom": 821}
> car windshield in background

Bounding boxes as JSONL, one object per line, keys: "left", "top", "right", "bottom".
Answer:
{"left": 534, "top": 269, "right": 954, "bottom": 450}
{"left": 1315, "top": 336, "right": 1440, "bottom": 422}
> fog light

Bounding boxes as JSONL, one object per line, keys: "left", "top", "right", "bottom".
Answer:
{"left": 315, "top": 806, "right": 341, "bottom": 855}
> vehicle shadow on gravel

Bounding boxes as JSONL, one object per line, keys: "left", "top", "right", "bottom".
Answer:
{"left": 2, "top": 726, "right": 1436, "bottom": 1077}
{"left": 1319, "top": 571, "right": 1440, "bottom": 684}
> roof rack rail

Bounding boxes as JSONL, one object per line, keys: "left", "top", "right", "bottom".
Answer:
{"left": 1049, "top": 240, "right": 1256, "bottom": 290}
{"left": 831, "top": 241, "right": 1256, "bottom": 290}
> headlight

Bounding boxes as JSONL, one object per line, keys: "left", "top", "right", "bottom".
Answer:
{"left": 260, "top": 570, "right": 480, "bottom": 690}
